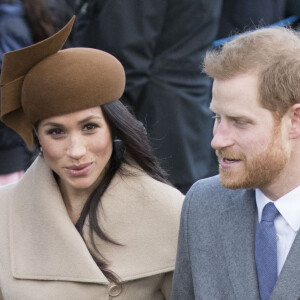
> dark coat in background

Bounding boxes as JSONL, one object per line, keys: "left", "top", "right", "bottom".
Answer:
{"left": 217, "top": 0, "right": 288, "bottom": 39}
{"left": 48, "top": 0, "right": 75, "bottom": 29}
{"left": 0, "top": 0, "right": 33, "bottom": 63}
{"left": 0, "top": 0, "right": 34, "bottom": 174}
{"left": 0, "top": 122, "right": 33, "bottom": 174}
{"left": 73, "top": 0, "right": 222, "bottom": 193}
{"left": 47, "top": 0, "right": 75, "bottom": 47}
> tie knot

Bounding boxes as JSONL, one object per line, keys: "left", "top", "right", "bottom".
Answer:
{"left": 261, "top": 202, "right": 279, "bottom": 222}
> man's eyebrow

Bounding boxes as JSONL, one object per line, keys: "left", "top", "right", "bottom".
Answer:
{"left": 208, "top": 107, "right": 254, "bottom": 122}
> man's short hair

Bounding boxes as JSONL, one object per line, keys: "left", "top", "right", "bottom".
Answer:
{"left": 204, "top": 27, "right": 300, "bottom": 118}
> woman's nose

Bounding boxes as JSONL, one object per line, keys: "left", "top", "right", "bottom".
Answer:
{"left": 66, "top": 135, "right": 86, "bottom": 159}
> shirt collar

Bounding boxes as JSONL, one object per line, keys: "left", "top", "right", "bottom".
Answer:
{"left": 256, "top": 186, "right": 300, "bottom": 232}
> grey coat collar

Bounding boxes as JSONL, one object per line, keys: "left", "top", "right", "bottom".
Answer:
{"left": 220, "top": 186, "right": 300, "bottom": 299}
{"left": 219, "top": 188, "right": 260, "bottom": 300}
{"left": 271, "top": 218, "right": 300, "bottom": 299}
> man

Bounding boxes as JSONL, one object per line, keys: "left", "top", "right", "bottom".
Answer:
{"left": 171, "top": 26, "right": 300, "bottom": 299}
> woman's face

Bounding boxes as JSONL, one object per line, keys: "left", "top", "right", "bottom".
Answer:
{"left": 36, "top": 106, "right": 113, "bottom": 195}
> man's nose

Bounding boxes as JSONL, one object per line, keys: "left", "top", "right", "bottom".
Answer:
{"left": 211, "top": 121, "right": 234, "bottom": 150}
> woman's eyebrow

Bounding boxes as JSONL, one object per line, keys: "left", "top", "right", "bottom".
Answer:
{"left": 41, "top": 116, "right": 103, "bottom": 127}
{"left": 78, "top": 115, "right": 103, "bottom": 125}
{"left": 41, "top": 121, "right": 63, "bottom": 128}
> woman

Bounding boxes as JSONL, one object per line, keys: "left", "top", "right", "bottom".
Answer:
{"left": 0, "top": 17, "right": 183, "bottom": 299}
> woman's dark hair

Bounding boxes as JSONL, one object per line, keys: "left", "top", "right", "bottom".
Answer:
{"left": 22, "top": 0, "right": 57, "bottom": 43}
{"left": 75, "top": 100, "right": 169, "bottom": 283}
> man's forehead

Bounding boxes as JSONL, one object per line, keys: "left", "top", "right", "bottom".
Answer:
{"left": 212, "top": 74, "right": 259, "bottom": 101}
{"left": 209, "top": 99, "right": 248, "bottom": 118}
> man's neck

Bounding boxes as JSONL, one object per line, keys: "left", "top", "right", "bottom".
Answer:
{"left": 260, "top": 158, "right": 300, "bottom": 201}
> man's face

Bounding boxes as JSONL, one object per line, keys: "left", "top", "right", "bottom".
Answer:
{"left": 210, "top": 73, "right": 289, "bottom": 190}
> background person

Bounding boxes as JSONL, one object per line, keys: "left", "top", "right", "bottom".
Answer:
{"left": 216, "top": 0, "right": 288, "bottom": 40}
{"left": 171, "top": 26, "right": 300, "bottom": 299}
{"left": 0, "top": 17, "right": 183, "bottom": 299}
{"left": 73, "top": 0, "right": 223, "bottom": 194}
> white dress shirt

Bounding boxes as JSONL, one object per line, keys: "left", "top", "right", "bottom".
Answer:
{"left": 256, "top": 186, "right": 300, "bottom": 276}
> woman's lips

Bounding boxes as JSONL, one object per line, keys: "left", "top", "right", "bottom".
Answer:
{"left": 65, "top": 162, "right": 93, "bottom": 176}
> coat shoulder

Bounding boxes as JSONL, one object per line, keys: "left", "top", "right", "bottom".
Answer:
{"left": 183, "top": 175, "right": 245, "bottom": 215}
{"left": 110, "top": 162, "right": 184, "bottom": 212}
{"left": 0, "top": 182, "right": 16, "bottom": 209}
{"left": 99, "top": 163, "right": 184, "bottom": 280}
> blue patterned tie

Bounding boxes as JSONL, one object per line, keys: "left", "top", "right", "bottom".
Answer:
{"left": 255, "top": 202, "right": 280, "bottom": 300}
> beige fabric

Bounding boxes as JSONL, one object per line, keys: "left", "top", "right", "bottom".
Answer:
{"left": 0, "top": 156, "right": 183, "bottom": 299}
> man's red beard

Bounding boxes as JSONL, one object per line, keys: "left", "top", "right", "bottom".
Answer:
{"left": 216, "top": 127, "right": 288, "bottom": 190}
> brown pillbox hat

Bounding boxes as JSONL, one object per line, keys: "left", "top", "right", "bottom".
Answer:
{"left": 0, "top": 16, "right": 126, "bottom": 149}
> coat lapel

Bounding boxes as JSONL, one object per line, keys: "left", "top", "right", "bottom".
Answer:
{"left": 9, "top": 156, "right": 182, "bottom": 283}
{"left": 271, "top": 231, "right": 300, "bottom": 299}
{"left": 10, "top": 156, "right": 108, "bottom": 283}
{"left": 220, "top": 188, "right": 260, "bottom": 300}
{"left": 83, "top": 160, "right": 182, "bottom": 281}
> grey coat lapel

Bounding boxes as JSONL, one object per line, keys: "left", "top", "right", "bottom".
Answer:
{"left": 271, "top": 231, "right": 300, "bottom": 299}
{"left": 220, "top": 189, "right": 260, "bottom": 300}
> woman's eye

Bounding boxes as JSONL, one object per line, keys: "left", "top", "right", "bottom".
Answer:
{"left": 47, "top": 128, "right": 64, "bottom": 135}
{"left": 83, "top": 123, "right": 99, "bottom": 131}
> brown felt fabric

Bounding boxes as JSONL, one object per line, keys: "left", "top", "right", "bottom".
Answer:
{"left": 22, "top": 48, "right": 125, "bottom": 124}
{"left": 0, "top": 16, "right": 125, "bottom": 149}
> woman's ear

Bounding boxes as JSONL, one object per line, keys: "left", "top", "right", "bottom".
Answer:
{"left": 33, "top": 127, "right": 38, "bottom": 137}
{"left": 288, "top": 104, "right": 300, "bottom": 139}
{"left": 32, "top": 127, "right": 41, "bottom": 150}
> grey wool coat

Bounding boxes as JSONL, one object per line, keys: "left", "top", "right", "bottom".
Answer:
{"left": 0, "top": 156, "right": 183, "bottom": 299}
{"left": 171, "top": 176, "right": 300, "bottom": 300}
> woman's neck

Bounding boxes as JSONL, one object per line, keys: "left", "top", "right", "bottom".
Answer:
{"left": 58, "top": 181, "right": 90, "bottom": 224}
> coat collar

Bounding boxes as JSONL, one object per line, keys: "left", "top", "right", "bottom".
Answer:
{"left": 219, "top": 188, "right": 260, "bottom": 300}
{"left": 271, "top": 231, "right": 300, "bottom": 298}
{"left": 10, "top": 156, "right": 109, "bottom": 283}
{"left": 220, "top": 186, "right": 300, "bottom": 299}
{"left": 10, "top": 156, "right": 181, "bottom": 283}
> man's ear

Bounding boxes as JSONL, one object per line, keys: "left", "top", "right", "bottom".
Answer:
{"left": 288, "top": 104, "right": 300, "bottom": 139}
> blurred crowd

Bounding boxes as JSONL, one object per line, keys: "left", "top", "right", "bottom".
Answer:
{"left": 0, "top": 0, "right": 299, "bottom": 192}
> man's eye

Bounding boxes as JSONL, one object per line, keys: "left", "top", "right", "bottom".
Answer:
{"left": 233, "top": 119, "right": 248, "bottom": 127}
{"left": 235, "top": 120, "right": 246, "bottom": 125}
{"left": 212, "top": 115, "right": 221, "bottom": 123}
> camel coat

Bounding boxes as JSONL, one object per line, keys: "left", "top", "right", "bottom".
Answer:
{"left": 0, "top": 156, "right": 183, "bottom": 300}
